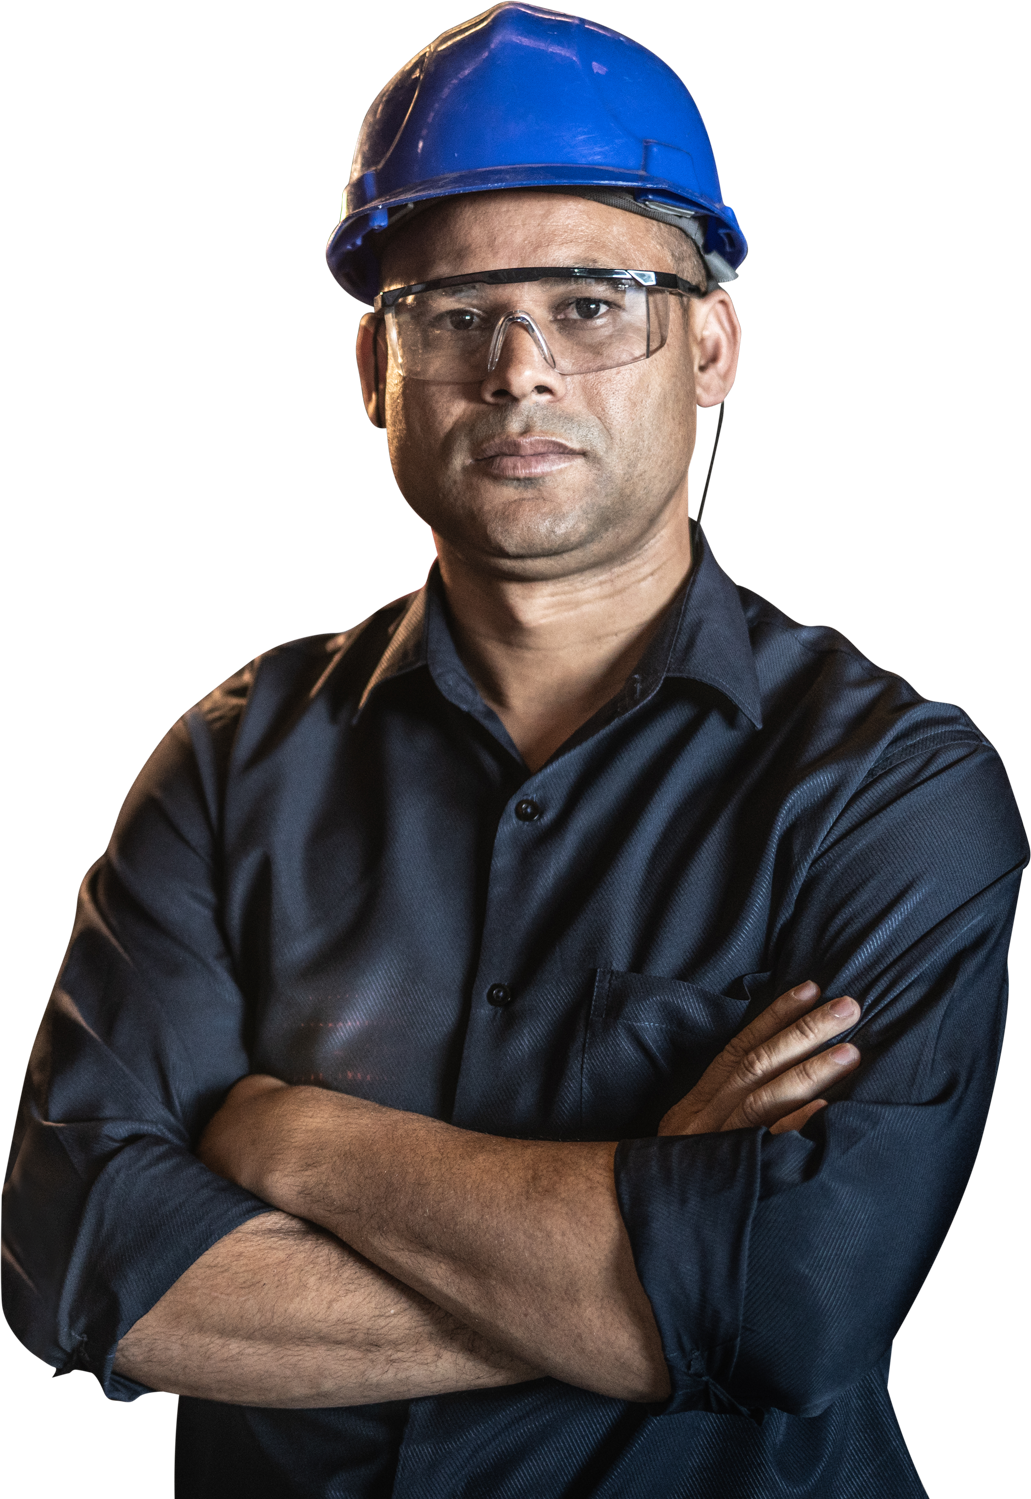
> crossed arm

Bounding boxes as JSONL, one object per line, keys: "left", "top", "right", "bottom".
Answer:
{"left": 114, "top": 982, "right": 860, "bottom": 1406}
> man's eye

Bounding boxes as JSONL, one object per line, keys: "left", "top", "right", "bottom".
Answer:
{"left": 442, "top": 309, "right": 482, "bottom": 332}
{"left": 570, "top": 298, "right": 607, "bottom": 320}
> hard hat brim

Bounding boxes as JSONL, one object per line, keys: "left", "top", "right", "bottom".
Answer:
{"left": 327, "top": 165, "right": 746, "bottom": 305}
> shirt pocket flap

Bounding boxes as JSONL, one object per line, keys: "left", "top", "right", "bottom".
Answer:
{"left": 580, "top": 968, "right": 749, "bottom": 1137}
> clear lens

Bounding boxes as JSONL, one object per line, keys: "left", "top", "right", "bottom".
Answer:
{"left": 386, "top": 278, "right": 672, "bottom": 382}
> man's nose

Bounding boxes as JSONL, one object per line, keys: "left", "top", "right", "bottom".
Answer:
{"left": 479, "top": 315, "right": 567, "bottom": 404}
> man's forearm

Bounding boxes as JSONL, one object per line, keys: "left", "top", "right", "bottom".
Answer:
{"left": 202, "top": 1090, "right": 671, "bottom": 1402}
{"left": 194, "top": 985, "right": 854, "bottom": 1405}
{"left": 114, "top": 1212, "right": 541, "bottom": 1406}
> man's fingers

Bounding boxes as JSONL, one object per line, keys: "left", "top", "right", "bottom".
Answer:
{"left": 728, "top": 981, "right": 823, "bottom": 1057}
{"left": 659, "top": 983, "right": 861, "bottom": 1138}
{"left": 729, "top": 1044, "right": 860, "bottom": 1131}
{"left": 728, "top": 993, "right": 859, "bottom": 1101}
{"left": 672, "top": 982, "right": 826, "bottom": 1119}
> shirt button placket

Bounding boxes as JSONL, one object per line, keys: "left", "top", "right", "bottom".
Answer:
{"left": 479, "top": 801, "right": 542, "bottom": 1012}
{"left": 480, "top": 801, "right": 542, "bottom": 1011}
{"left": 451, "top": 784, "right": 553, "bottom": 1128}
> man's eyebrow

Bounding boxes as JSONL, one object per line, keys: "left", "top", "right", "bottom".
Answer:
{"left": 432, "top": 283, "right": 484, "bottom": 298}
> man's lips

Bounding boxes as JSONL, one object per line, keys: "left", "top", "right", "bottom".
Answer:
{"left": 472, "top": 436, "right": 584, "bottom": 479}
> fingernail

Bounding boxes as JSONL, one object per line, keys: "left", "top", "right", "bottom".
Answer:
{"left": 792, "top": 981, "right": 818, "bottom": 1000}
{"left": 828, "top": 997, "right": 857, "bottom": 1019}
{"left": 830, "top": 1043, "right": 858, "bottom": 1066}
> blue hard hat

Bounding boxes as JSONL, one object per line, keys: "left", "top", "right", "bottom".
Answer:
{"left": 327, "top": 3, "right": 746, "bottom": 303}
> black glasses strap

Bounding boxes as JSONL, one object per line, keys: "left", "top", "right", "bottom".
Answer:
{"left": 694, "top": 400, "right": 725, "bottom": 536}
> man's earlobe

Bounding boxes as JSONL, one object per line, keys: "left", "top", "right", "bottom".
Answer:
{"left": 693, "top": 291, "right": 741, "bottom": 410}
{"left": 356, "top": 313, "right": 383, "bottom": 431}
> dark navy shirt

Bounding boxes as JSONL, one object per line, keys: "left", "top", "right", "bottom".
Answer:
{"left": 4, "top": 532, "right": 1026, "bottom": 1498}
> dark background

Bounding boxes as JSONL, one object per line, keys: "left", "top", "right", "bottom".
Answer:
{"left": 2, "top": 8, "right": 1013, "bottom": 1487}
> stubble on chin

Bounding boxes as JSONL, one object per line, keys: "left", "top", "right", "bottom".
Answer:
{"left": 388, "top": 404, "right": 585, "bottom": 552}
{"left": 432, "top": 465, "right": 672, "bottom": 582}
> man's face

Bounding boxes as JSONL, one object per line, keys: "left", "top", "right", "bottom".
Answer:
{"left": 366, "top": 191, "right": 735, "bottom": 581}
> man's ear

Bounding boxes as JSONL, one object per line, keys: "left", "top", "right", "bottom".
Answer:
{"left": 356, "top": 313, "right": 387, "bottom": 428}
{"left": 692, "top": 290, "right": 742, "bottom": 409}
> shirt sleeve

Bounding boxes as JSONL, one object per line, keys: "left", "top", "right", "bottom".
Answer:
{"left": 613, "top": 729, "right": 1028, "bottom": 1418}
{"left": 2, "top": 686, "right": 272, "bottom": 1401}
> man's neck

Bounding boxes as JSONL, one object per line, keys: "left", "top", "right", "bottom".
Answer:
{"left": 436, "top": 505, "right": 694, "bottom": 773}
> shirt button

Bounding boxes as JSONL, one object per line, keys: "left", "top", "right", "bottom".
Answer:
{"left": 514, "top": 798, "right": 541, "bottom": 822}
{"left": 486, "top": 983, "right": 514, "bottom": 1008}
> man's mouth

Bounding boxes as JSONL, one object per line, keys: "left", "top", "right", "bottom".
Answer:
{"left": 472, "top": 436, "right": 583, "bottom": 479}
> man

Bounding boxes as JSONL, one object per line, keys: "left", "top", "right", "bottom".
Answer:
{"left": 3, "top": 5, "right": 1026, "bottom": 1496}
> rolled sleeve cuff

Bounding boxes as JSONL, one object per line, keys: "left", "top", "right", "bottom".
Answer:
{"left": 6, "top": 1121, "right": 273, "bottom": 1402}
{"left": 614, "top": 1130, "right": 762, "bottom": 1417}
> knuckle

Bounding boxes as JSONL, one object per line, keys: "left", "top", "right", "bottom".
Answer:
{"left": 791, "top": 1011, "right": 824, "bottom": 1047}
{"left": 738, "top": 1044, "right": 773, "bottom": 1085}
{"left": 796, "top": 1055, "right": 826, "bottom": 1088}
{"left": 722, "top": 1033, "right": 750, "bottom": 1064}
{"left": 739, "top": 1089, "right": 769, "bottom": 1128}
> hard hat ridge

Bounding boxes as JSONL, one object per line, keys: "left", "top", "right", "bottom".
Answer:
{"left": 327, "top": 3, "right": 746, "bottom": 303}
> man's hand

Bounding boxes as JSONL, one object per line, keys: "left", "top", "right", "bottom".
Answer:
{"left": 658, "top": 980, "right": 860, "bottom": 1138}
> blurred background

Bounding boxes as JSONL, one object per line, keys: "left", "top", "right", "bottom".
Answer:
{"left": 4, "top": 8, "right": 1025, "bottom": 1487}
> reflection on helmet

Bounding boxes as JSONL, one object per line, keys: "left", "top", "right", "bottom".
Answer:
{"left": 327, "top": 4, "right": 747, "bottom": 304}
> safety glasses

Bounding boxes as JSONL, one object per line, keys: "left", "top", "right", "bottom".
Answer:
{"left": 373, "top": 267, "right": 705, "bottom": 383}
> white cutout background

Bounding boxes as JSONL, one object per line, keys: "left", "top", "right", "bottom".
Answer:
{"left": 2, "top": 2, "right": 1027, "bottom": 1491}
{"left": 983, "top": 1055, "right": 1031, "bottom": 1499}
{"left": 0, "top": 1391, "right": 61, "bottom": 1499}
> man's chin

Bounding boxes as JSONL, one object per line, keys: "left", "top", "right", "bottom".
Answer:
{"left": 412, "top": 470, "right": 638, "bottom": 573}
{"left": 439, "top": 513, "right": 632, "bottom": 580}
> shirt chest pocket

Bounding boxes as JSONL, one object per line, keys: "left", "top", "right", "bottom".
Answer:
{"left": 579, "top": 969, "right": 750, "bottom": 1138}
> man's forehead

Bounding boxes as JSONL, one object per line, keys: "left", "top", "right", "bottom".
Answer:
{"left": 377, "top": 190, "right": 682, "bottom": 290}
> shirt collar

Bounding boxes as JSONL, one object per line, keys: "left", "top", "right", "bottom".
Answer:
{"left": 353, "top": 571, "right": 485, "bottom": 714}
{"left": 354, "top": 584, "right": 431, "bottom": 717}
{"left": 353, "top": 527, "right": 762, "bottom": 731}
{"left": 641, "top": 526, "right": 763, "bottom": 728}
